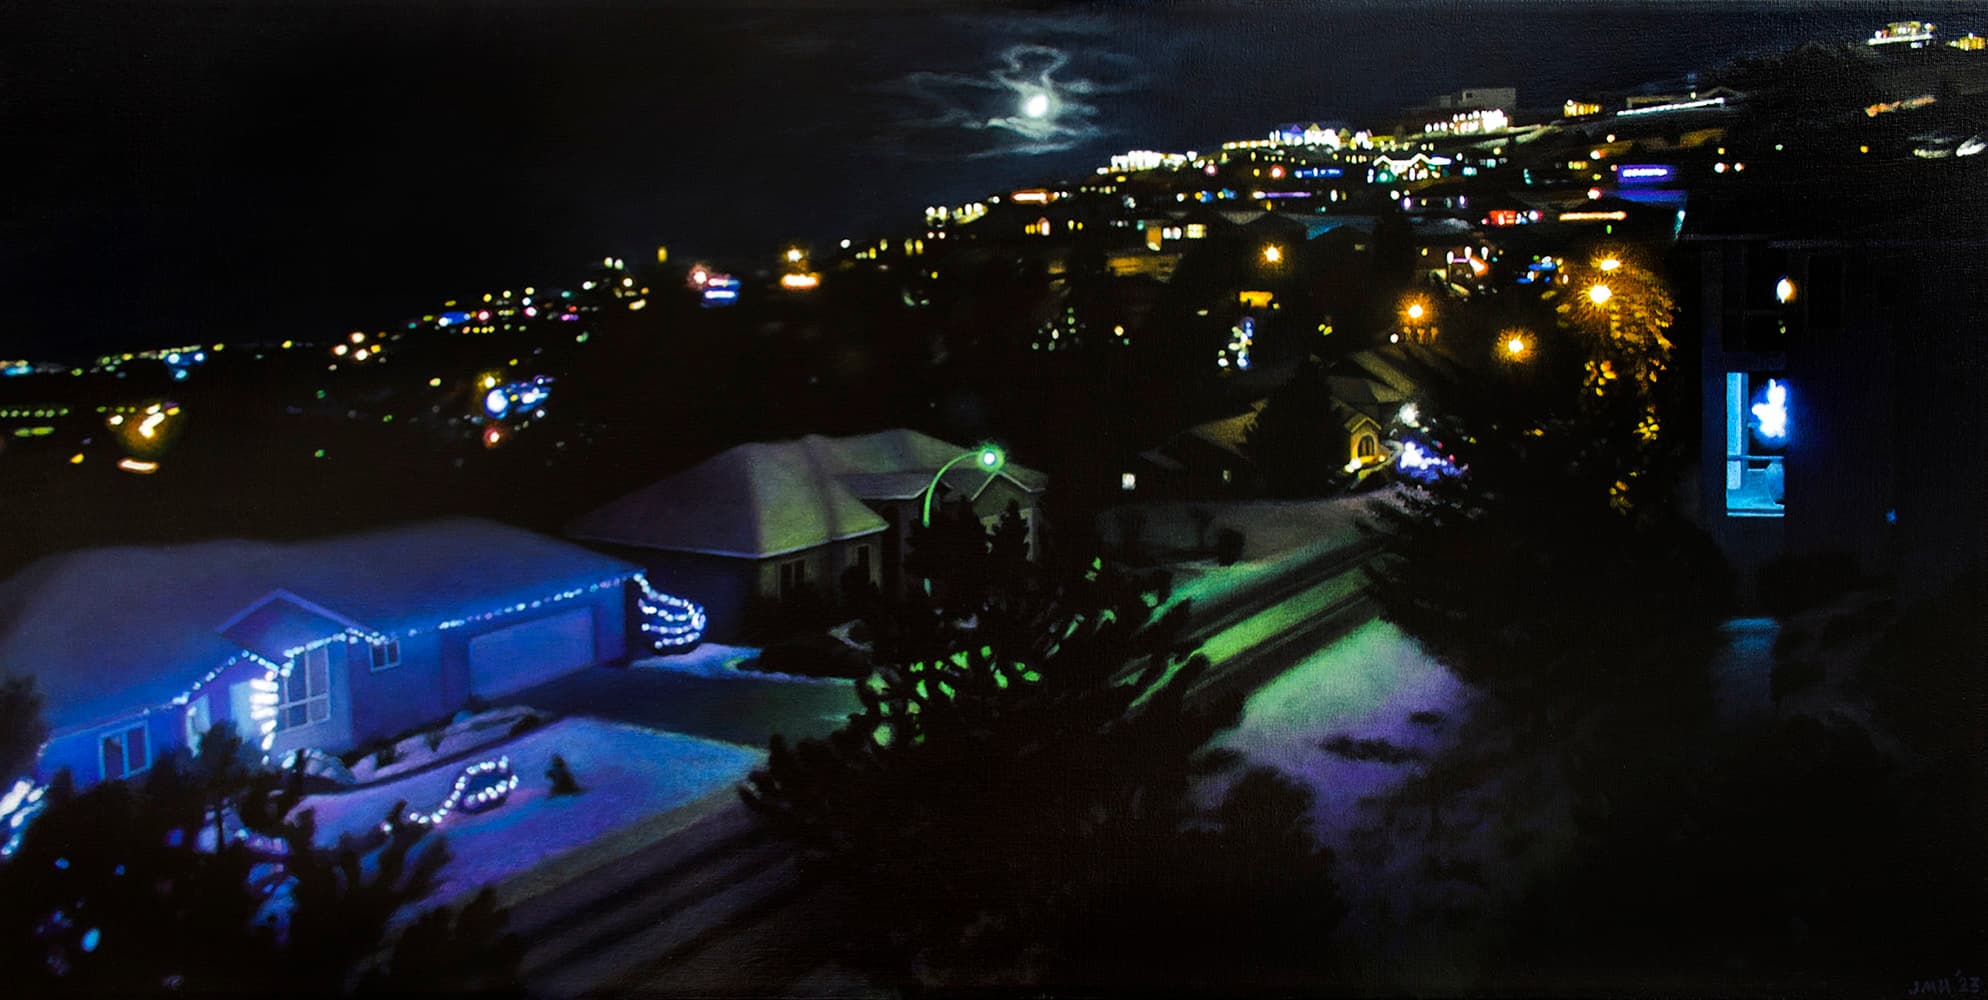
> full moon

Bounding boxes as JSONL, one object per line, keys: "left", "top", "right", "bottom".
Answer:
{"left": 1023, "top": 92, "right": 1050, "bottom": 118}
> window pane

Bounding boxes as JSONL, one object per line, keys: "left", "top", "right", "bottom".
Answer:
{"left": 286, "top": 668, "right": 308, "bottom": 703}
{"left": 287, "top": 705, "right": 308, "bottom": 729}
{"left": 309, "top": 697, "right": 330, "bottom": 723}
{"left": 308, "top": 651, "right": 328, "bottom": 695}
{"left": 102, "top": 735, "right": 126, "bottom": 780}
{"left": 126, "top": 726, "right": 148, "bottom": 772}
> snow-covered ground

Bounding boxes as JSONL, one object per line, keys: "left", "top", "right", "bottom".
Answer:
{"left": 631, "top": 643, "right": 850, "bottom": 685}
{"left": 1201, "top": 618, "right": 1475, "bottom": 849}
{"left": 297, "top": 718, "right": 762, "bottom": 902}
{"left": 348, "top": 706, "right": 543, "bottom": 784}
{"left": 1122, "top": 493, "right": 1392, "bottom": 618}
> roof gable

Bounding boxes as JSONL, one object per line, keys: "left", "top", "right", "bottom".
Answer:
{"left": 216, "top": 590, "right": 375, "bottom": 664}
{"left": 570, "top": 430, "right": 1047, "bottom": 558}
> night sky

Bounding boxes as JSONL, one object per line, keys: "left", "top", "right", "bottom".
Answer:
{"left": 0, "top": 1, "right": 1946, "bottom": 356}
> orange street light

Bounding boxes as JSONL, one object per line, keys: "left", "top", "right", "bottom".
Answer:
{"left": 1501, "top": 331, "right": 1533, "bottom": 361}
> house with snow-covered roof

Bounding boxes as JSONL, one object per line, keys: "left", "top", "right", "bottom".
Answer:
{"left": 567, "top": 429, "right": 1048, "bottom": 638}
{"left": 0, "top": 518, "right": 705, "bottom": 789}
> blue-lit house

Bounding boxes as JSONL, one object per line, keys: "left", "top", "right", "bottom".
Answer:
{"left": 0, "top": 518, "right": 704, "bottom": 788}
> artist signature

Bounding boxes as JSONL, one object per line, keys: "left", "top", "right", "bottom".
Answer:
{"left": 1907, "top": 970, "right": 1982, "bottom": 995}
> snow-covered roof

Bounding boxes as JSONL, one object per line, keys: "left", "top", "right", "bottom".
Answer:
{"left": 1184, "top": 401, "right": 1267, "bottom": 458}
{"left": 0, "top": 518, "right": 639, "bottom": 735}
{"left": 568, "top": 430, "right": 1046, "bottom": 559}
{"left": 218, "top": 591, "right": 375, "bottom": 664}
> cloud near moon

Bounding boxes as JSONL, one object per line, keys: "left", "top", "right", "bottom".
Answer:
{"left": 887, "top": 42, "right": 1133, "bottom": 158}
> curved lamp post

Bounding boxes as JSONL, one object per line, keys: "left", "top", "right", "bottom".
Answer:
{"left": 922, "top": 444, "right": 1007, "bottom": 527}
{"left": 918, "top": 444, "right": 1006, "bottom": 596}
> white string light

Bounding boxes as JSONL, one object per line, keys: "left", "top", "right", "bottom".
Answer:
{"left": 381, "top": 756, "right": 519, "bottom": 832}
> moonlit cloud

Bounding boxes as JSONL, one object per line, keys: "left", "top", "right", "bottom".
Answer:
{"left": 885, "top": 41, "right": 1135, "bottom": 159}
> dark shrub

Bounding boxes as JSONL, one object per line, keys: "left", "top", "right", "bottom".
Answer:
{"left": 1215, "top": 527, "right": 1247, "bottom": 566}
{"left": 1758, "top": 551, "right": 1869, "bottom": 617}
{"left": 546, "top": 754, "right": 582, "bottom": 797}
{"left": 749, "top": 633, "right": 868, "bottom": 679}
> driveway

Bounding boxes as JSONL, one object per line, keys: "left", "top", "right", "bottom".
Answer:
{"left": 497, "top": 663, "right": 860, "bottom": 748}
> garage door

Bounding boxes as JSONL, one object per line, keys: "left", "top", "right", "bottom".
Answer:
{"left": 467, "top": 608, "right": 597, "bottom": 698}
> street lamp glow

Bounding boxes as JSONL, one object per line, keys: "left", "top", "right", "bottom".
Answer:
{"left": 1262, "top": 245, "right": 1283, "bottom": 264}
{"left": 1598, "top": 257, "right": 1622, "bottom": 272}
{"left": 1776, "top": 276, "right": 1797, "bottom": 304}
{"left": 921, "top": 445, "right": 1008, "bottom": 528}
{"left": 1503, "top": 332, "right": 1532, "bottom": 360}
{"left": 1405, "top": 302, "right": 1426, "bottom": 321}
{"left": 785, "top": 248, "right": 804, "bottom": 264}
{"left": 1588, "top": 283, "right": 1613, "bottom": 306}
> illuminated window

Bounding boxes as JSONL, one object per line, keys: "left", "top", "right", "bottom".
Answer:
{"left": 369, "top": 639, "right": 401, "bottom": 672}
{"left": 779, "top": 558, "right": 807, "bottom": 598}
{"left": 1355, "top": 434, "right": 1379, "bottom": 460}
{"left": 1186, "top": 223, "right": 1207, "bottom": 239}
{"left": 100, "top": 724, "right": 149, "bottom": 781}
{"left": 278, "top": 648, "right": 332, "bottom": 731}
{"left": 1725, "top": 372, "right": 1788, "bottom": 517}
{"left": 1121, "top": 472, "right": 1137, "bottom": 491}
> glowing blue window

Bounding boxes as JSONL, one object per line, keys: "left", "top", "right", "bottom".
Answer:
{"left": 1725, "top": 372, "right": 1787, "bottom": 517}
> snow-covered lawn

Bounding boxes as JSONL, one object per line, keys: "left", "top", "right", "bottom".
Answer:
{"left": 631, "top": 643, "right": 850, "bottom": 685}
{"left": 348, "top": 706, "right": 542, "bottom": 784}
{"left": 1202, "top": 618, "right": 1475, "bottom": 849}
{"left": 1137, "top": 493, "right": 1394, "bottom": 617}
{"left": 297, "top": 718, "right": 762, "bottom": 901}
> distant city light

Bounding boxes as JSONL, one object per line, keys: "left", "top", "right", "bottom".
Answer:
{"left": 780, "top": 272, "right": 821, "bottom": 291}
{"left": 117, "top": 458, "right": 159, "bottom": 475}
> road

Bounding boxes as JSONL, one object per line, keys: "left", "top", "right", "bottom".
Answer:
{"left": 503, "top": 531, "right": 1384, "bottom": 998}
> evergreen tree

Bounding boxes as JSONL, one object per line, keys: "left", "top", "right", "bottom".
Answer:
{"left": 0, "top": 676, "right": 46, "bottom": 780}
{"left": 0, "top": 728, "right": 518, "bottom": 995}
{"left": 1244, "top": 357, "right": 1353, "bottom": 498}
{"left": 741, "top": 546, "right": 1343, "bottom": 991}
